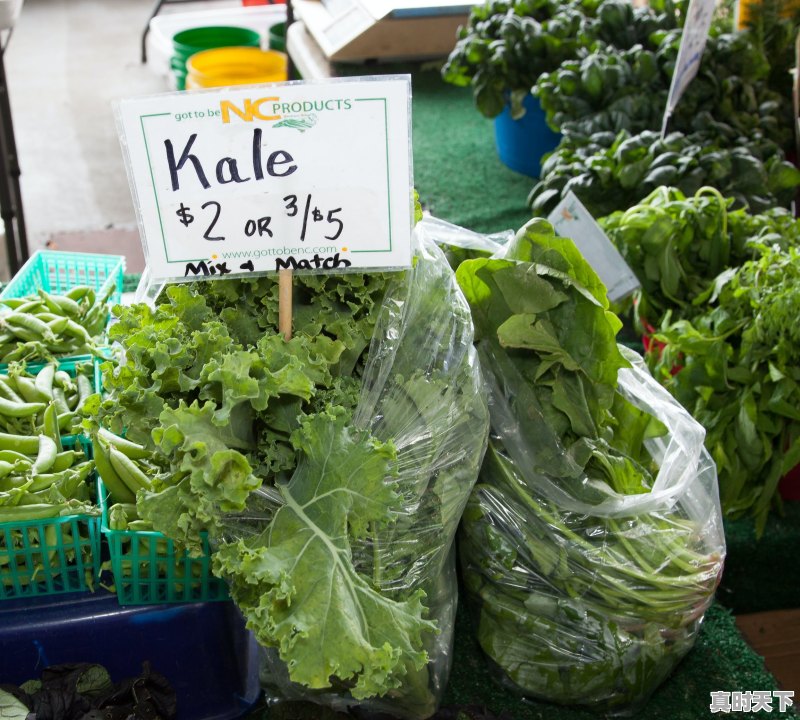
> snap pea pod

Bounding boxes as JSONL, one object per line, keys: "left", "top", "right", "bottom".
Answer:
{"left": 54, "top": 369, "right": 73, "bottom": 390}
{"left": 97, "top": 428, "right": 149, "bottom": 460}
{"left": 0, "top": 455, "right": 27, "bottom": 478}
{"left": 107, "top": 501, "right": 139, "bottom": 526}
{"left": 34, "top": 363, "right": 55, "bottom": 400}
{"left": 32, "top": 435, "right": 58, "bottom": 474}
{"left": 0, "top": 460, "right": 17, "bottom": 478}
{"left": 65, "top": 285, "right": 94, "bottom": 302}
{"left": 28, "top": 461, "right": 93, "bottom": 494}
{"left": 108, "top": 446, "right": 152, "bottom": 494}
{"left": 0, "top": 397, "right": 45, "bottom": 418}
{"left": 14, "top": 376, "right": 49, "bottom": 404}
{"left": 93, "top": 437, "right": 135, "bottom": 504}
{"left": 0, "top": 503, "right": 61, "bottom": 521}
{"left": 28, "top": 469, "right": 76, "bottom": 493}
{"left": 38, "top": 289, "right": 82, "bottom": 318}
{"left": 0, "top": 450, "right": 30, "bottom": 464}
{"left": 51, "top": 387, "right": 70, "bottom": 416}
{"left": 108, "top": 502, "right": 131, "bottom": 530}
{"left": 51, "top": 450, "right": 79, "bottom": 473}
{"left": 0, "top": 431, "right": 40, "bottom": 455}
{"left": 92, "top": 427, "right": 157, "bottom": 505}
{"left": 0, "top": 428, "right": 94, "bottom": 512}
{"left": 41, "top": 403, "right": 63, "bottom": 451}
{"left": 0, "top": 376, "right": 23, "bottom": 404}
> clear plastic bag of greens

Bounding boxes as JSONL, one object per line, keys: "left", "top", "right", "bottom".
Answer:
{"left": 455, "top": 218, "right": 726, "bottom": 715}
{"left": 208, "top": 218, "right": 490, "bottom": 719}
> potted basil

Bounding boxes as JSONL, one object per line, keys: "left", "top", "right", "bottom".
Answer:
{"left": 441, "top": 0, "right": 684, "bottom": 177}
{"left": 441, "top": 0, "right": 588, "bottom": 176}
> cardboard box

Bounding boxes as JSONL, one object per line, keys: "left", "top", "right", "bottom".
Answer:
{"left": 293, "top": 0, "right": 475, "bottom": 62}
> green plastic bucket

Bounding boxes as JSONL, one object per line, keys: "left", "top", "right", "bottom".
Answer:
{"left": 171, "top": 26, "right": 261, "bottom": 90}
{"left": 268, "top": 22, "right": 285, "bottom": 52}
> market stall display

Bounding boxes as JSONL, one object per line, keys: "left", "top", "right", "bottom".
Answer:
{"left": 1, "top": 0, "right": 799, "bottom": 712}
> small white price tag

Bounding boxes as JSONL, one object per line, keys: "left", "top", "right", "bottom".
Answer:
{"left": 661, "top": 0, "right": 716, "bottom": 136}
{"left": 116, "top": 76, "right": 413, "bottom": 282}
{"left": 547, "top": 192, "right": 640, "bottom": 303}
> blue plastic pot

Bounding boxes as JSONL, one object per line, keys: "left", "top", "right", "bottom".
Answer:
{"left": 493, "top": 93, "right": 561, "bottom": 178}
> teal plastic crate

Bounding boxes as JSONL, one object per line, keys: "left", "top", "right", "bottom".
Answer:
{"left": 0, "top": 514, "right": 101, "bottom": 600}
{"left": 97, "top": 477, "right": 228, "bottom": 606}
{"left": 0, "top": 250, "right": 125, "bottom": 305}
{"left": 0, "top": 437, "right": 101, "bottom": 600}
{"left": 0, "top": 354, "right": 99, "bottom": 387}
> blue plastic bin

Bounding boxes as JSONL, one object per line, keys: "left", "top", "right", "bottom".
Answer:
{"left": 493, "top": 93, "right": 561, "bottom": 178}
{"left": 0, "top": 591, "right": 261, "bottom": 720}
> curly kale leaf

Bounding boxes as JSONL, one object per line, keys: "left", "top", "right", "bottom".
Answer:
{"left": 213, "top": 409, "right": 436, "bottom": 699}
{"left": 138, "top": 401, "right": 261, "bottom": 554}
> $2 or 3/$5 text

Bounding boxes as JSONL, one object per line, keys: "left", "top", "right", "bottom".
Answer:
{"left": 174, "top": 192, "right": 344, "bottom": 245}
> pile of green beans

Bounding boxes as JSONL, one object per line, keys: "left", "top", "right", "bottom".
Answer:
{"left": 0, "top": 434, "right": 95, "bottom": 518}
{"left": 0, "top": 362, "right": 94, "bottom": 436}
{"left": 0, "top": 285, "right": 114, "bottom": 363}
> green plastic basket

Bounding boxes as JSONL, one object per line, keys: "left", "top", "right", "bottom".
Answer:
{"left": 0, "top": 354, "right": 100, "bottom": 386}
{"left": 0, "top": 250, "right": 126, "bottom": 305}
{"left": 0, "top": 437, "right": 101, "bottom": 600}
{"left": 97, "top": 478, "right": 228, "bottom": 605}
{"left": 0, "top": 514, "right": 101, "bottom": 600}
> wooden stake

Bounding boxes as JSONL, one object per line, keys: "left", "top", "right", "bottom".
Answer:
{"left": 278, "top": 269, "right": 293, "bottom": 341}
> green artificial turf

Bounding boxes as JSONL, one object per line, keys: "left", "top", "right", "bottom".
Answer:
{"left": 335, "top": 62, "right": 536, "bottom": 235}
{"left": 720, "top": 501, "right": 800, "bottom": 614}
{"left": 410, "top": 68, "right": 534, "bottom": 236}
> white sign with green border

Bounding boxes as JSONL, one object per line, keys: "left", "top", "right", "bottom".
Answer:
{"left": 116, "top": 76, "right": 413, "bottom": 282}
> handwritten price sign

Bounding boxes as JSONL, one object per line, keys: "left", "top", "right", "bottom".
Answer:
{"left": 116, "top": 77, "right": 413, "bottom": 281}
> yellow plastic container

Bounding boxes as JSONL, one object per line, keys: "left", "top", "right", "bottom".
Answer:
{"left": 185, "top": 47, "right": 287, "bottom": 89}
